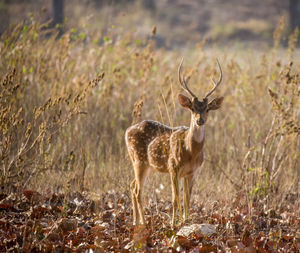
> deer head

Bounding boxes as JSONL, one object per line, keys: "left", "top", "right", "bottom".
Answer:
{"left": 178, "top": 59, "right": 224, "bottom": 126}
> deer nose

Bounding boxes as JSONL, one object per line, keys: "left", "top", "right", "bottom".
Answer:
{"left": 197, "top": 118, "right": 205, "bottom": 125}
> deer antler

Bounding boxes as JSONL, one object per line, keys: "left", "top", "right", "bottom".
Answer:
{"left": 178, "top": 58, "right": 197, "bottom": 98}
{"left": 204, "top": 59, "right": 223, "bottom": 99}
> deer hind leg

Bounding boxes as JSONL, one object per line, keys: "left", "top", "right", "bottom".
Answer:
{"left": 128, "top": 148, "right": 139, "bottom": 225}
{"left": 130, "top": 179, "right": 138, "bottom": 225}
{"left": 132, "top": 160, "right": 149, "bottom": 225}
{"left": 183, "top": 176, "right": 194, "bottom": 222}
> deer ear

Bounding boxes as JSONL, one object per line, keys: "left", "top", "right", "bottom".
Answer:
{"left": 208, "top": 97, "right": 224, "bottom": 111}
{"left": 178, "top": 94, "right": 192, "bottom": 109}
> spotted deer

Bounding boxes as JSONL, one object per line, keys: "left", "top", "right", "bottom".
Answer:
{"left": 125, "top": 59, "right": 224, "bottom": 227}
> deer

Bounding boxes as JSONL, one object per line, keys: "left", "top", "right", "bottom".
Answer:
{"left": 125, "top": 59, "right": 224, "bottom": 227}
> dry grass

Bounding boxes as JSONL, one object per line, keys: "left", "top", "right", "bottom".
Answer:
{"left": 0, "top": 18, "right": 299, "bottom": 215}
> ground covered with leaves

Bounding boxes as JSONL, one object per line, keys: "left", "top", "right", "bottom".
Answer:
{"left": 0, "top": 189, "right": 299, "bottom": 252}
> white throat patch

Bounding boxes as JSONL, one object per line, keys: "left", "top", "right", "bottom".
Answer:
{"left": 193, "top": 125, "right": 205, "bottom": 143}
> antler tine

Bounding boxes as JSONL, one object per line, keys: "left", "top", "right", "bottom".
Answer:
{"left": 178, "top": 58, "right": 197, "bottom": 98}
{"left": 204, "top": 59, "right": 223, "bottom": 99}
{"left": 178, "top": 58, "right": 184, "bottom": 85}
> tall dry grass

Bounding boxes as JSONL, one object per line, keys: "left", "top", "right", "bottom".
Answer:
{"left": 0, "top": 18, "right": 299, "bottom": 212}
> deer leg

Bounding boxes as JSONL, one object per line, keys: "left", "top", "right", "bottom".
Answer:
{"left": 133, "top": 162, "right": 149, "bottom": 225}
{"left": 130, "top": 179, "right": 138, "bottom": 225}
{"left": 170, "top": 169, "right": 180, "bottom": 228}
{"left": 183, "top": 176, "right": 193, "bottom": 222}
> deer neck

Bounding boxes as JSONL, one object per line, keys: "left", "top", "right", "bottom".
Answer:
{"left": 186, "top": 114, "right": 205, "bottom": 151}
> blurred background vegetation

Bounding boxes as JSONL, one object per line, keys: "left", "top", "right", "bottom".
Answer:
{"left": 1, "top": 0, "right": 300, "bottom": 47}
{"left": 0, "top": 0, "right": 299, "bottom": 212}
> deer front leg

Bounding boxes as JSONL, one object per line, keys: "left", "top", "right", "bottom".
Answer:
{"left": 183, "top": 176, "right": 194, "bottom": 222}
{"left": 170, "top": 171, "right": 179, "bottom": 228}
{"left": 169, "top": 158, "right": 181, "bottom": 228}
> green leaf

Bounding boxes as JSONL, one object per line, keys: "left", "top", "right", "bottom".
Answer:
{"left": 23, "top": 25, "right": 28, "bottom": 33}
{"left": 78, "top": 32, "right": 86, "bottom": 40}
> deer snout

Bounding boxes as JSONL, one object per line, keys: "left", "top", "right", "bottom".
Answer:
{"left": 197, "top": 118, "right": 205, "bottom": 126}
